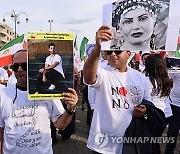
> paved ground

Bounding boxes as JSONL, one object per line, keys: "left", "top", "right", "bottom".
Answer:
{"left": 53, "top": 101, "right": 180, "bottom": 154}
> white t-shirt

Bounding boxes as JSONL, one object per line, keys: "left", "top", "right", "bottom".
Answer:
{"left": 7, "top": 72, "right": 17, "bottom": 87}
{"left": 166, "top": 72, "right": 180, "bottom": 107}
{"left": 87, "top": 67, "right": 151, "bottom": 154}
{"left": 0, "top": 84, "right": 64, "bottom": 154}
{"left": 45, "top": 54, "right": 65, "bottom": 78}
{"left": 0, "top": 67, "right": 8, "bottom": 90}
{"left": 148, "top": 79, "right": 172, "bottom": 118}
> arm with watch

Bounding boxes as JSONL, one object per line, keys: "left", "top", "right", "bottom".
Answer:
{"left": 53, "top": 88, "right": 78, "bottom": 131}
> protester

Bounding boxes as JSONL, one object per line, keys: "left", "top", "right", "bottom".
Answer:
{"left": 144, "top": 54, "right": 173, "bottom": 153}
{"left": 139, "top": 51, "right": 151, "bottom": 72}
{"left": 83, "top": 25, "right": 151, "bottom": 154}
{"left": 36, "top": 43, "right": 66, "bottom": 93}
{"left": 0, "top": 49, "right": 78, "bottom": 154}
{"left": 165, "top": 72, "right": 180, "bottom": 154}
{"left": 145, "top": 54, "right": 173, "bottom": 119}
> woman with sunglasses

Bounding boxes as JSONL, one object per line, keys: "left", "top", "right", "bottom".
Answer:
{"left": 83, "top": 25, "right": 151, "bottom": 154}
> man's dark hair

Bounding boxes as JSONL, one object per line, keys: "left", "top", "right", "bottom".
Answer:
{"left": 141, "top": 53, "right": 151, "bottom": 60}
{"left": 48, "top": 43, "right": 55, "bottom": 48}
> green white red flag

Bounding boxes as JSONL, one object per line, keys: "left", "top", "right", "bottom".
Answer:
{"left": 0, "top": 34, "right": 26, "bottom": 66}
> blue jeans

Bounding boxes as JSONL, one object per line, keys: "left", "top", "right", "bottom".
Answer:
{"left": 165, "top": 104, "right": 180, "bottom": 154}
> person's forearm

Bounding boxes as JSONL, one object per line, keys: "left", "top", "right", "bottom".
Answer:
{"left": 54, "top": 112, "right": 73, "bottom": 131}
{"left": 83, "top": 44, "right": 101, "bottom": 84}
{"left": 45, "top": 65, "right": 54, "bottom": 70}
{"left": 45, "top": 62, "right": 58, "bottom": 70}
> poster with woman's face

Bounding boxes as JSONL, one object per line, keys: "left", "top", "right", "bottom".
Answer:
{"left": 101, "top": 0, "right": 180, "bottom": 52}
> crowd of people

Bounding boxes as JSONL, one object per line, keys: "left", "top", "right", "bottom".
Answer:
{"left": 0, "top": 0, "right": 179, "bottom": 153}
{"left": 0, "top": 31, "right": 179, "bottom": 154}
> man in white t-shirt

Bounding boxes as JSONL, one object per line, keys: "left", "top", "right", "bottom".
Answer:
{"left": 83, "top": 25, "right": 151, "bottom": 154}
{"left": 36, "top": 43, "right": 66, "bottom": 93}
{"left": 0, "top": 50, "right": 78, "bottom": 154}
{"left": 0, "top": 67, "right": 8, "bottom": 90}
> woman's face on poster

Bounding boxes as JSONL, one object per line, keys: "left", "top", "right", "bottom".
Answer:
{"left": 119, "top": 8, "right": 155, "bottom": 45}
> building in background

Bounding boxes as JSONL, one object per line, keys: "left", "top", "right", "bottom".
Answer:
{"left": 0, "top": 23, "right": 15, "bottom": 48}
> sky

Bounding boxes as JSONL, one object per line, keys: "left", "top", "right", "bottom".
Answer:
{"left": 0, "top": 0, "right": 115, "bottom": 45}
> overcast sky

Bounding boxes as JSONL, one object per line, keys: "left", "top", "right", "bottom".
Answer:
{"left": 0, "top": 0, "right": 115, "bottom": 45}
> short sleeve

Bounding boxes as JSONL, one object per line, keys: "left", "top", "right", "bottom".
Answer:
{"left": 45, "top": 57, "right": 49, "bottom": 65}
{"left": 50, "top": 99, "right": 65, "bottom": 122}
{"left": 54, "top": 54, "right": 61, "bottom": 63}
{"left": 84, "top": 67, "right": 105, "bottom": 88}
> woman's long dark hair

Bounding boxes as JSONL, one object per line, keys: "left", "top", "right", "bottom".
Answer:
{"left": 145, "top": 54, "right": 173, "bottom": 97}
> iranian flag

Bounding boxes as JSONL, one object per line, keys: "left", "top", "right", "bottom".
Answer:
{"left": 0, "top": 34, "right": 26, "bottom": 66}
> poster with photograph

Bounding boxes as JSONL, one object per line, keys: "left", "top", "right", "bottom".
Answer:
{"left": 101, "top": 0, "right": 180, "bottom": 51}
{"left": 27, "top": 32, "right": 74, "bottom": 100}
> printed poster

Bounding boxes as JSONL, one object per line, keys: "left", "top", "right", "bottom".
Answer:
{"left": 101, "top": 0, "right": 180, "bottom": 52}
{"left": 27, "top": 32, "right": 74, "bottom": 100}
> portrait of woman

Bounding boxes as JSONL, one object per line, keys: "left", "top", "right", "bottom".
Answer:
{"left": 111, "top": 0, "right": 170, "bottom": 51}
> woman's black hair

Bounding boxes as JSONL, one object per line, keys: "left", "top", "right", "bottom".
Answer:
{"left": 145, "top": 54, "right": 173, "bottom": 97}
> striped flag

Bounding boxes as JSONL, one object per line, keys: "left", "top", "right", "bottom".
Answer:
{"left": 0, "top": 34, "right": 26, "bottom": 66}
{"left": 79, "top": 37, "right": 88, "bottom": 61}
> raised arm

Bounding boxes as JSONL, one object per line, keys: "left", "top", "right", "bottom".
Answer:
{"left": 83, "top": 25, "right": 112, "bottom": 84}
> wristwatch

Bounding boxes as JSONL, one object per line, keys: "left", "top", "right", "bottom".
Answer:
{"left": 64, "top": 106, "right": 76, "bottom": 116}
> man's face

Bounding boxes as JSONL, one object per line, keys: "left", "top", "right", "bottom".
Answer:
{"left": 105, "top": 50, "right": 130, "bottom": 69}
{"left": 12, "top": 51, "right": 27, "bottom": 87}
{"left": 48, "top": 45, "right": 55, "bottom": 54}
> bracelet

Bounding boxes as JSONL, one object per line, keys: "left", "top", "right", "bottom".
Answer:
{"left": 64, "top": 106, "right": 76, "bottom": 116}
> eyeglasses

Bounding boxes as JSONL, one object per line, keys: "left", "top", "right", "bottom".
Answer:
{"left": 11, "top": 63, "right": 27, "bottom": 71}
{"left": 106, "top": 51, "right": 123, "bottom": 56}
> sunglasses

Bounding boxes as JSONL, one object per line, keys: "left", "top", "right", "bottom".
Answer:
{"left": 106, "top": 51, "right": 123, "bottom": 56}
{"left": 11, "top": 63, "right": 27, "bottom": 71}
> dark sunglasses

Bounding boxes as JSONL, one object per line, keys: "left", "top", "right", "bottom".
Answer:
{"left": 106, "top": 51, "right": 123, "bottom": 56}
{"left": 11, "top": 63, "right": 27, "bottom": 71}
